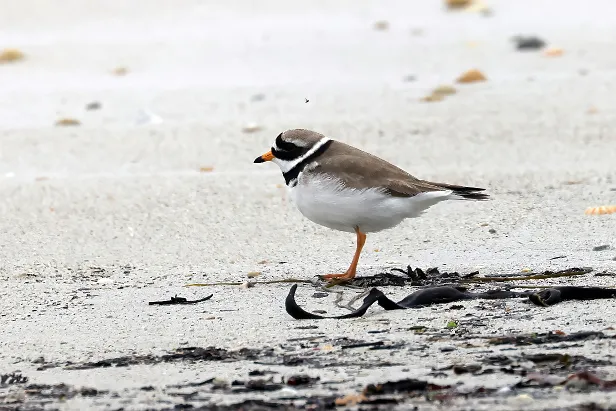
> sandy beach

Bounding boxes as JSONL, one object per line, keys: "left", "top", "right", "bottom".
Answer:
{"left": 1, "top": 0, "right": 616, "bottom": 409}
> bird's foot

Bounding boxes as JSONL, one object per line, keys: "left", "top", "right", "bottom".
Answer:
{"left": 321, "top": 272, "right": 356, "bottom": 284}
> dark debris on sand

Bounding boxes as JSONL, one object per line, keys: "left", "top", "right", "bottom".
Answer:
{"left": 9, "top": 265, "right": 616, "bottom": 410}
{"left": 344, "top": 266, "right": 597, "bottom": 288}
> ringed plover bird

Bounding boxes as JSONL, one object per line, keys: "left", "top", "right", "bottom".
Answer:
{"left": 254, "top": 129, "right": 488, "bottom": 281}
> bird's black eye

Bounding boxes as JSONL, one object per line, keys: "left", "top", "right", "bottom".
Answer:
{"left": 275, "top": 133, "right": 297, "bottom": 151}
{"left": 272, "top": 133, "right": 306, "bottom": 160}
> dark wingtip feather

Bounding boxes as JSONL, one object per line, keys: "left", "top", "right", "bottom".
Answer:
{"left": 425, "top": 181, "right": 490, "bottom": 201}
{"left": 454, "top": 190, "right": 490, "bottom": 201}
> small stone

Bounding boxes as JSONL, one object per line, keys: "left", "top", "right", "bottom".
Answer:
{"left": 453, "top": 364, "right": 481, "bottom": 374}
{"left": 242, "top": 122, "right": 262, "bottom": 133}
{"left": 85, "top": 101, "right": 101, "bottom": 110}
{"left": 55, "top": 118, "right": 81, "bottom": 126}
{"left": 445, "top": 0, "right": 472, "bottom": 9}
{"left": 513, "top": 36, "right": 546, "bottom": 50}
{"left": 241, "top": 281, "right": 255, "bottom": 289}
{"left": 488, "top": 228, "right": 497, "bottom": 234}
{"left": 247, "top": 271, "right": 261, "bottom": 278}
{"left": 497, "top": 386, "right": 512, "bottom": 394}
{"left": 544, "top": 47, "right": 564, "bottom": 57}
{"left": 250, "top": 94, "right": 266, "bottom": 102}
{"left": 456, "top": 69, "right": 487, "bottom": 83}
{"left": 421, "top": 93, "right": 444, "bottom": 103}
{"left": 402, "top": 74, "right": 416, "bottom": 82}
{"left": 199, "top": 166, "right": 214, "bottom": 172}
{"left": 311, "top": 292, "right": 329, "bottom": 298}
{"left": 440, "top": 345, "right": 456, "bottom": 352}
{"left": 515, "top": 393, "right": 534, "bottom": 402}
{"left": 521, "top": 268, "right": 532, "bottom": 273}
{"left": 433, "top": 85, "right": 457, "bottom": 96}
{"left": 373, "top": 20, "right": 389, "bottom": 31}
{"left": 466, "top": 1, "right": 492, "bottom": 15}
{"left": 593, "top": 245, "right": 611, "bottom": 252}
{"left": 0, "top": 48, "right": 25, "bottom": 63}
{"left": 112, "top": 66, "right": 129, "bottom": 76}
{"left": 135, "top": 109, "right": 163, "bottom": 125}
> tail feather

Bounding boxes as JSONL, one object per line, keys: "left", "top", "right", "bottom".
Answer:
{"left": 425, "top": 181, "right": 490, "bottom": 201}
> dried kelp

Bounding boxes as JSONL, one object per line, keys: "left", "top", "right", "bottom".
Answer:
{"left": 285, "top": 284, "right": 616, "bottom": 319}
{"left": 42, "top": 347, "right": 271, "bottom": 370}
{"left": 149, "top": 294, "right": 213, "bottom": 305}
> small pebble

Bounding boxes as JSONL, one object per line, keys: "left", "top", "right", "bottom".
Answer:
{"left": 247, "top": 271, "right": 261, "bottom": 278}
{"left": 421, "top": 94, "right": 444, "bottom": 103}
{"left": 250, "top": 94, "right": 266, "bottom": 102}
{"left": 135, "top": 109, "right": 163, "bottom": 125}
{"left": 515, "top": 393, "right": 533, "bottom": 402}
{"left": 373, "top": 20, "right": 389, "bottom": 31}
{"left": 0, "top": 48, "right": 25, "bottom": 63}
{"left": 456, "top": 69, "right": 487, "bottom": 84}
{"left": 544, "top": 47, "right": 564, "bottom": 57}
{"left": 55, "top": 118, "right": 81, "bottom": 126}
{"left": 402, "top": 74, "right": 416, "bottom": 82}
{"left": 199, "top": 166, "right": 214, "bottom": 172}
{"left": 497, "top": 386, "right": 511, "bottom": 394}
{"left": 513, "top": 36, "right": 546, "bottom": 50}
{"left": 593, "top": 245, "right": 611, "bottom": 252}
{"left": 445, "top": 0, "right": 472, "bottom": 9}
{"left": 85, "top": 101, "right": 101, "bottom": 110}
{"left": 312, "top": 292, "right": 329, "bottom": 298}
{"left": 488, "top": 228, "right": 497, "bottom": 234}
{"left": 440, "top": 345, "right": 456, "bottom": 352}
{"left": 432, "top": 85, "right": 457, "bottom": 96}
{"left": 241, "top": 281, "right": 255, "bottom": 289}
{"left": 112, "top": 66, "right": 129, "bottom": 76}
{"left": 242, "top": 122, "right": 262, "bottom": 133}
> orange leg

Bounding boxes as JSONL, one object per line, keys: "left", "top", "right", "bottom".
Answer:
{"left": 322, "top": 227, "right": 367, "bottom": 281}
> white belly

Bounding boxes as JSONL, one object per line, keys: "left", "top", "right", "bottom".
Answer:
{"left": 288, "top": 175, "right": 452, "bottom": 233}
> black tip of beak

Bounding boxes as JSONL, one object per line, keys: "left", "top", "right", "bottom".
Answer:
{"left": 254, "top": 156, "right": 265, "bottom": 163}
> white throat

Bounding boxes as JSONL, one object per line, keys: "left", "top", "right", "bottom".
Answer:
{"left": 272, "top": 137, "right": 331, "bottom": 173}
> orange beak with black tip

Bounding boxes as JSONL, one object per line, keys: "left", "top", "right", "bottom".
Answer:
{"left": 254, "top": 151, "right": 274, "bottom": 163}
